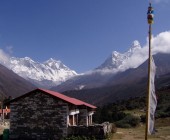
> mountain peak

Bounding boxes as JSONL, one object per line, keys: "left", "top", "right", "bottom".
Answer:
{"left": 46, "top": 58, "right": 61, "bottom": 63}
{"left": 112, "top": 51, "right": 120, "bottom": 57}
{"left": 24, "top": 57, "right": 33, "bottom": 61}
{"left": 96, "top": 40, "right": 142, "bottom": 71}
{"left": 128, "top": 40, "right": 141, "bottom": 52}
{"left": 5, "top": 57, "right": 78, "bottom": 88}
{"left": 44, "top": 58, "right": 66, "bottom": 70}
{"left": 132, "top": 40, "right": 140, "bottom": 47}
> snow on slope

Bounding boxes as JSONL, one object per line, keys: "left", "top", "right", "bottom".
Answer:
{"left": 52, "top": 40, "right": 145, "bottom": 92}
{"left": 95, "top": 40, "right": 142, "bottom": 72}
{"left": 9, "top": 57, "right": 77, "bottom": 88}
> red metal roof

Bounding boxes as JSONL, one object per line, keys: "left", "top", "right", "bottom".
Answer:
{"left": 7, "top": 88, "right": 96, "bottom": 109}
{"left": 39, "top": 88, "right": 96, "bottom": 109}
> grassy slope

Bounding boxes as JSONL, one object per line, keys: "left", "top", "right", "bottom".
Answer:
{"left": 112, "top": 117, "right": 170, "bottom": 140}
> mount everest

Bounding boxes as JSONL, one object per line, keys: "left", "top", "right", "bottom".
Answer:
{"left": 1, "top": 57, "right": 77, "bottom": 88}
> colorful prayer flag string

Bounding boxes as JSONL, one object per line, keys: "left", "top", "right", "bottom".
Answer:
{"left": 147, "top": 3, "right": 154, "bottom": 24}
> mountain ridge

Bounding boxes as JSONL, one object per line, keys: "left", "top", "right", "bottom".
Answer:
{"left": 0, "top": 64, "right": 36, "bottom": 98}
{"left": 60, "top": 53, "right": 170, "bottom": 106}
{"left": 3, "top": 57, "right": 78, "bottom": 88}
{"left": 51, "top": 40, "right": 150, "bottom": 92}
{"left": 0, "top": 39, "right": 170, "bottom": 105}
{"left": 0, "top": 40, "right": 144, "bottom": 90}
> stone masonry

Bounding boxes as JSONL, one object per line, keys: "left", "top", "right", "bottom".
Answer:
{"left": 10, "top": 91, "right": 68, "bottom": 140}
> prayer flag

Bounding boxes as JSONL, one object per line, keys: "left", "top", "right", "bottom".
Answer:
{"left": 148, "top": 56, "right": 157, "bottom": 135}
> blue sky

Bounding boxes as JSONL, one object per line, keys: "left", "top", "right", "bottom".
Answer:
{"left": 0, "top": 0, "right": 170, "bottom": 73}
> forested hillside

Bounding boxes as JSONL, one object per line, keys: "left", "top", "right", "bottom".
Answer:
{"left": 93, "top": 85, "right": 170, "bottom": 127}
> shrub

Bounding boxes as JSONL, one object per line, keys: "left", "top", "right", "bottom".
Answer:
{"left": 115, "top": 114, "right": 140, "bottom": 128}
{"left": 156, "top": 111, "right": 169, "bottom": 118}
{"left": 112, "top": 111, "right": 126, "bottom": 122}
{"left": 140, "top": 115, "right": 146, "bottom": 123}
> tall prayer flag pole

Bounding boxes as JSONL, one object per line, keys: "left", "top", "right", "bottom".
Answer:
{"left": 145, "top": 2, "right": 156, "bottom": 140}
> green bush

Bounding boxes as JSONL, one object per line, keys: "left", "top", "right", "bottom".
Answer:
{"left": 112, "top": 111, "right": 126, "bottom": 121}
{"left": 140, "top": 115, "right": 146, "bottom": 123}
{"left": 156, "top": 111, "right": 170, "bottom": 118}
{"left": 115, "top": 114, "right": 140, "bottom": 128}
{"left": 166, "top": 106, "right": 170, "bottom": 112}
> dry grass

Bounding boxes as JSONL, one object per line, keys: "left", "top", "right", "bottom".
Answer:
{"left": 112, "top": 118, "right": 170, "bottom": 140}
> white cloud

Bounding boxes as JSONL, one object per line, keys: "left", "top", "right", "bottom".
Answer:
{"left": 152, "top": 31, "right": 170, "bottom": 54}
{"left": 0, "top": 48, "right": 10, "bottom": 66}
{"left": 90, "top": 30, "right": 170, "bottom": 75}
{"left": 120, "top": 47, "right": 148, "bottom": 70}
{"left": 121, "top": 30, "right": 170, "bottom": 71}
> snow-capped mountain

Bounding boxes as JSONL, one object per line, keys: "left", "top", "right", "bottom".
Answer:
{"left": 0, "top": 40, "right": 143, "bottom": 90}
{"left": 56, "top": 53, "right": 170, "bottom": 105}
{"left": 51, "top": 37, "right": 170, "bottom": 105}
{"left": 51, "top": 40, "right": 144, "bottom": 92}
{"left": 96, "top": 40, "right": 142, "bottom": 71}
{"left": 9, "top": 57, "right": 77, "bottom": 88}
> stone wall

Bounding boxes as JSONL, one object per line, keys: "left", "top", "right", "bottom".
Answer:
{"left": 78, "top": 109, "right": 87, "bottom": 126}
{"left": 10, "top": 91, "right": 68, "bottom": 140}
{"left": 67, "top": 122, "right": 116, "bottom": 140}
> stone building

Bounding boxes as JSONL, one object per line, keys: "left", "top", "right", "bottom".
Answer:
{"left": 8, "top": 88, "right": 96, "bottom": 140}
